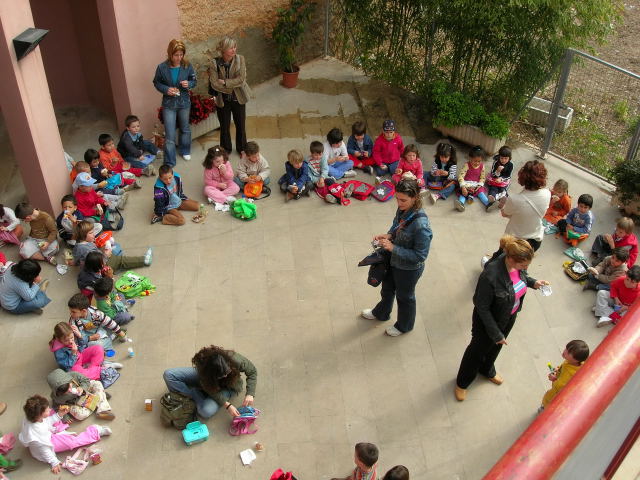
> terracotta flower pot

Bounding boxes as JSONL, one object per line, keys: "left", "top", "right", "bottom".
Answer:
{"left": 281, "top": 66, "right": 300, "bottom": 88}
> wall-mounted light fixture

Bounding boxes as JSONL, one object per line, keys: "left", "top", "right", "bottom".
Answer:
{"left": 13, "top": 28, "right": 49, "bottom": 61}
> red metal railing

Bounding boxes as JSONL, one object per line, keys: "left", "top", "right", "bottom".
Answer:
{"left": 484, "top": 300, "right": 640, "bottom": 480}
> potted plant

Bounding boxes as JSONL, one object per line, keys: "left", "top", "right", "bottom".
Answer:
{"left": 429, "top": 81, "right": 510, "bottom": 155}
{"left": 271, "top": 0, "right": 316, "bottom": 88}
{"left": 610, "top": 152, "right": 640, "bottom": 216}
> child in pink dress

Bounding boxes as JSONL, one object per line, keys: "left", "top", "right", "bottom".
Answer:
{"left": 203, "top": 145, "right": 240, "bottom": 204}
{"left": 0, "top": 204, "right": 23, "bottom": 246}
{"left": 391, "top": 144, "right": 425, "bottom": 189}
{"left": 19, "top": 394, "right": 110, "bottom": 474}
{"left": 454, "top": 146, "right": 490, "bottom": 212}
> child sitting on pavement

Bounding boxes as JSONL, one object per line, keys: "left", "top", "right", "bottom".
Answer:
{"left": 391, "top": 144, "right": 425, "bottom": 189}
{"left": 594, "top": 265, "right": 640, "bottom": 328}
{"left": 347, "top": 121, "right": 374, "bottom": 172}
{"left": 55, "top": 194, "right": 102, "bottom": 246}
{"left": 331, "top": 442, "right": 379, "bottom": 480}
{"left": 556, "top": 193, "right": 594, "bottom": 246}
{"left": 47, "top": 368, "right": 115, "bottom": 422}
{"left": 323, "top": 127, "right": 356, "bottom": 180}
{"left": 99, "top": 133, "right": 155, "bottom": 177}
{"left": 67, "top": 293, "right": 127, "bottom": 351}
{"left": 0, "top": 203, "right": 23, "bottom": 247}
{"left": 372, "top": 119, "right": 404, "bottom": 177}
{"left": 117, "top": 114, "right": 159, "bottom": 169}
{"left": 540, "top": 340, "right": 589, "bottom": 411}
{"left": 306, "top": 140, "right": 334, "bottom": 190}
{"left": 18, "top": 394, "right": 111, "bottom": 474}
{"left": 72, "top": 220, "right": 152, "bottom": 270}
{"left": 77, "top": 251, "right": 111, "bottom": 301}
{"left": 234, "top": 141, "right": 271, "bottom": 188}
{"left": 591, "top": 217, "right": 638, "bottom": 269}
{"left": 49, "top": 322, "right": 109, "bottom": 381}
{"left": 14, "top": 202, "right": 59, "bottom": 265}
{"left": 86, "top": 148, "right": 140, "bottom": 193}
{"left": 278, "top": 149, "right": 313, "bottom": 201}
{"left": 454, "top": 146, "right": 490, "bottom": 212}
{"left": 543, "top": 179, "right": 571, "bottom": 226}
{"left": 427, "top": 142, "right": 458, "bottom": 205}
{"left": 152, "top": 164, "right": 199, "bottom": 225}
{"left": 485, "top": 146, "right": 514, "bottom": 212}
{"left": 94, "top": 276, "right": 135, "bottom": 326}
{"left": 203, "top": 145, "right": 240, "bottom": 204}
{"left": 583, "top": 247, "right": 628, "bottom": 291}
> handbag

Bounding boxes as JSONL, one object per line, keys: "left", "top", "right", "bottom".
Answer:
{"left": 244, "top": 181, "right": 271, "bottom": 200}
{"left": 62, "top": 448, "right": 89, "bottom": 475}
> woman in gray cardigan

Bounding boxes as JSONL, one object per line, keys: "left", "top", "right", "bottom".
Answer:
{"left": 209, "top": 36, "right": 252, "bottom": 156}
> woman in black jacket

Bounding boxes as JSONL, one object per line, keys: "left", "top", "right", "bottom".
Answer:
{"left": 455, "top": 235, "right": 549, "bottom": 401}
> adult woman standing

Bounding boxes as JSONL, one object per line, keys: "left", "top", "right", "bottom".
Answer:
{"left": 153, "top": 39, "right": 197, "bottom": 167}
{"left": 163, "top": 345, "right": 257, "bottom": 419}
{"left": 483, "top": 159, "right": 550, "bottom": 266}
{"left": 455, "top": 235, "right": 548, "bottom": 401}
{"left": 0, "top": 259, "right": 51, "bottom": 314}
{"left": 209, "top": 36, "right": 251, "bottom": 156}
{"left": 361, "top": 178, "right": 433, "bottom": 336}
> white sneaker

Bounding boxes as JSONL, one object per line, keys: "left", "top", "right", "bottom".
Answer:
{"left": 104, "top": 361, "right": 123, "bottom": 369}
{"left": 98, "top": 426, "right": 112, "bottom": 436}
{"left": 385, "top": 326, "right": 403, "bottom": 336}
{"left": 183, "top": 154, "right": 191, "bottom": 161}
{"left": 144, "top": 247, "right": 153, "bottom": 266}
{"left": 430, "top": 193, "right": 438, "bottom": 205}
{"left": 226, "top": 196, "right": 237, "bottom": 203}
{"left": 597, "top": 316, "right": 613, "bottom": 328}
{"left": 361, "top": 308, "right": 377, "bottom": 320}
{"left": 207, "top": 197, "right": 214, "bottom": 204}
{"left": 454, "top": 198, "right": 465, "bottom": 212}
{"left": 375, "top": 176, "right": 382, "bottom": 185}
{"left": 481, "top": 255, "right": 490, "bottom": 268}
{"left": 343, "top": 170, "right": 357, "bottom": 178}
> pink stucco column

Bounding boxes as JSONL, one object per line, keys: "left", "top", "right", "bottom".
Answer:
{"left": 97, "top": 0, "right": 182, "bottom": 138}
{"left": 0, "top": 0, "right": 69, "bottom": 216}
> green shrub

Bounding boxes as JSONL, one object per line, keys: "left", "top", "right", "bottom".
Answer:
{"left": 610, "top": 153, "right": 640, "bottom": 203}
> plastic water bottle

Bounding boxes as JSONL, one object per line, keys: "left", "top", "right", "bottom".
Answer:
{"left": 127, "top": 347, "right": 135, "bottom": 358}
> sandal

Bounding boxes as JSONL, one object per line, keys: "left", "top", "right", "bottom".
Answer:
{"left": 192, "top": 214, "right": 206, "bottom": 223}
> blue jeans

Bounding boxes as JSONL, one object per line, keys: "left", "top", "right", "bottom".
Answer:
{"left": 233, "top": 176, "right": 271, "bottom": 189}
{"left": 163, "top": 367, "right": 231, "bottom": 418}
{"left": 162, "top": 107, "right": 191, "bottom": 167}
{"left": 458, "top": 191, "right": 489, "bottom": 206}
{"left": 438, "top": 182, "right": 456, "bottom": 200}
{"left": 374, "top": 161, "right": 399, "bottom": 176}
{"left": 372, "top": 264, "right": 424, "bottom": 333}
{"left": 328, "top": 159, "right": 354, "bottom": 179}
{"left": 124, "top": 140, "right": 158, "bottom": 169}
{"left": 8, "top": 290, "right": 51, "bottom": 314}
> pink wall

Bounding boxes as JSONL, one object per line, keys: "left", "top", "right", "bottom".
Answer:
{"left": 98, "top": 0, "right": 181, "bottom": 137}
{"left": 31, "top": 0, "right": 90, "bottom": 106}
{"left": 0, "top": 0, "right": 70, "bottom": 215}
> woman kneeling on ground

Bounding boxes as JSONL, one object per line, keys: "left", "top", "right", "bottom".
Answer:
{"left": 163, "top": 345, "right": 257, "bottom": 418}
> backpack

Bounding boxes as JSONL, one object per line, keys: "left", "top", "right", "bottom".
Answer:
{"left": 342, "top": 180, "right": 374, "bottom": 201}
{"left": 230, "top": 199, "right": 257, "bottom": 220}
{"left": 316, "top": 182, "right": 355, "bottom": 205}
{"left": 371, "top": 180, "right": 395, "bottom": 201}
{"left": 229, "top": 406, "right": 260, "bottom": 436}
{"left": 160, "top": 391, "right": 197, "bottom": 430}
{"left": 115, "top": 271, "right": 155, "bottom": 298}
{"left": 100, "top": 207, "right": 124, "bottom": 232}
{"left": 244, "top": 181, "right": 271, "bottom": 200}
{"left": 270, "top": 469, "right": 298, "bottom": 480}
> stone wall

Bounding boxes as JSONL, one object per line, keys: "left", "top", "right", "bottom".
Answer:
{"left": 176, "top": 0, "right": 325, "bottom": 93}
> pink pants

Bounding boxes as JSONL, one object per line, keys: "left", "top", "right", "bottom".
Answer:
{"left": 204, "top": 183, "right": 240, "bottom": 203}
{"left": 0, "top": 223, "right": 20, "bottom": 245}
{"left": 51, "top": 424, "right": 101, "bottom": 452}
{"left": 71, "top": 345, "right": 104, "bottom": 380}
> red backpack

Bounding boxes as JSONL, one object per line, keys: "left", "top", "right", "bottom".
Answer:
{"left": 342, "top": 180, "right": 374, "bottom": 201}
{"left": 371, "top": 180, "right": 395, "bottom": 201}
{"left": 316, "top": 182, "right": 355, "bottom": 205}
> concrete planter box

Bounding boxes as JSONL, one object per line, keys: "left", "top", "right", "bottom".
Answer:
{"left": 188, "top": 114, "right": 219, "bottom": 140}
{"left": 435, "top": 124, "right": 505, "bottom": 155}
{"left": 526, "top": 97, "right": 573, "bottom": 132}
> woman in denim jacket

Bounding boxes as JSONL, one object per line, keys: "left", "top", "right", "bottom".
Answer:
{"left": 153, "top": 39, "right": 197, "bottom": 167}
{"left": 361, "top": 179, "right": 433, "bottom": 336}
{"left": 454, "top": 235, "right": 549, "bottom": 402}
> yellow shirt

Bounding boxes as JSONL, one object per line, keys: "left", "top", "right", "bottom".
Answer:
{"left": 542, "top": 360, "right": 582, "bottom": 408}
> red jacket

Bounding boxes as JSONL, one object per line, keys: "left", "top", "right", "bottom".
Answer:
{"left": 74, "top": 189, "right": 107, "bottom": 217}
{"left": 615, "top": 233, "right": 638, "bottom": 268}
{"left": 372, "top": 133, "right": 404, "bottom": 166}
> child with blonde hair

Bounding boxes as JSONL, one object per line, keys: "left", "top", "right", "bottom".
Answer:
{"left": 591, "top": 217, "right": 638, "bottom": 268}
{"left": 278, "top": 149, "right": 313, "bottom": 201}
{"left": 203, "top": 145, "right": 240, "bottom": 204}
{"left": 49, "top": 322, "right": 106, "bottom": 380}
{"left": 543, "top": 179, "right": 571, "bottom": 225}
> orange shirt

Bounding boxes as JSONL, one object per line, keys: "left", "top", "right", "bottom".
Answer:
{"left": 99, "top": 148, "right": 124, "bottom": 172}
